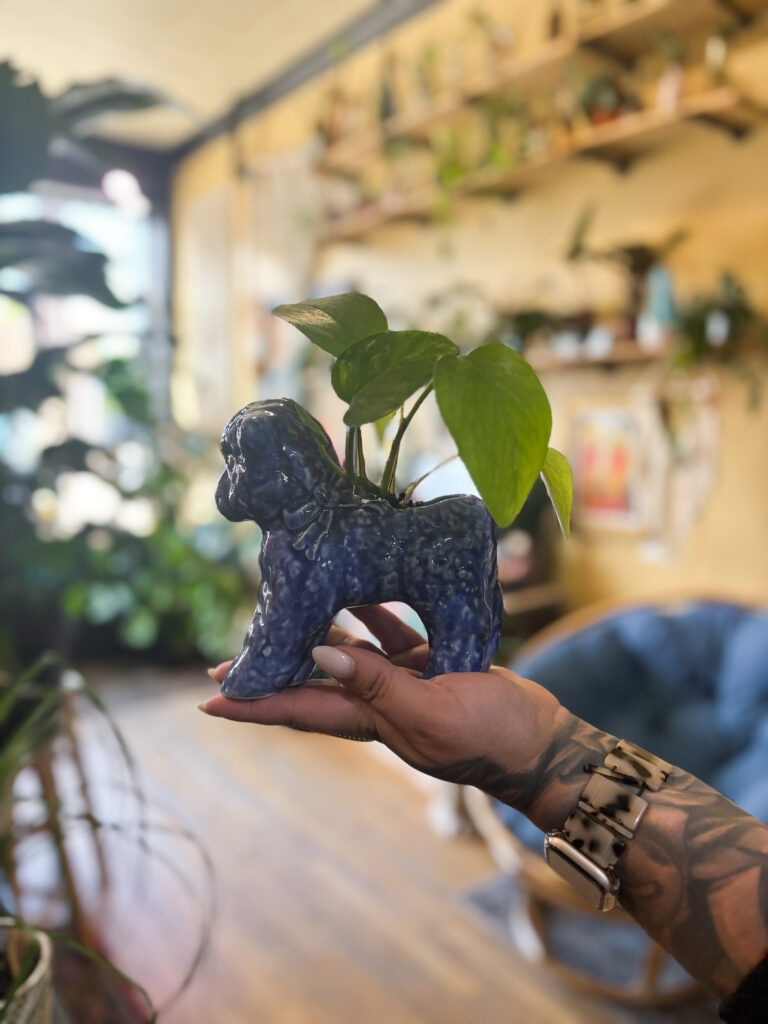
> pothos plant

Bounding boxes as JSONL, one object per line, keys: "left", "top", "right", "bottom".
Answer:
{"left": 273, "top": 291, "right": 573, "bottom": 536}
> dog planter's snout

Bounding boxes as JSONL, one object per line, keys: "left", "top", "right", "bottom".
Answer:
{"left": 216, "top": 398, "right": 503, "bottom": 699}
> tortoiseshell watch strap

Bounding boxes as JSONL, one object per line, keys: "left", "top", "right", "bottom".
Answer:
{"left": 544, "top": 739, "right": 672, "bottom": 911}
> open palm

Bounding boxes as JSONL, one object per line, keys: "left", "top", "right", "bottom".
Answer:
{"left": 200, "top": 606, "right": 563, "bottom": 790}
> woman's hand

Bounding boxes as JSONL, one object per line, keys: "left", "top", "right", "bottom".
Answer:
{"left": 199, "top": 605, "right": 768, "bottom": 1005}
{"left": 199, "top": 606, "right": 570, "bottom": 825}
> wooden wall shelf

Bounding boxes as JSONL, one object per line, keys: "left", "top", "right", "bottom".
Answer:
{"left": 578, "top": 0, "right": 738, "bottom": 62}
{"left": 525, "top": 339, "right": 671, "bottom": 373}
{"left": 316, "top": 0, "right": 761, "bottom": 178}
{"left": 319, "top": 186, "right": 438, "bottom": 243}
{"left": 321, "top": 86, "right": 763, "bottom": 243}
{"left": 317, "top": 37, "right": 576, "bottom": 175}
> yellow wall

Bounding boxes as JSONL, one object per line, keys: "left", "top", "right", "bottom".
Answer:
{"left": 171, "top": 0, "right": 768, "bottom": 609}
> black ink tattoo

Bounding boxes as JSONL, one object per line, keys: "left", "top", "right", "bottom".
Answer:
{"left": 422, "top": 711, "right": 768, "bottom": 1002}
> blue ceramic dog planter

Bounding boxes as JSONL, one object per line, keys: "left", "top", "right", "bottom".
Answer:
{"left": 216, "top": 398, "right": 503, "bottom": 699}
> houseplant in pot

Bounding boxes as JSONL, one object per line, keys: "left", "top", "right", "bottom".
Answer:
{"left": 0, "top": 922, "right": 52, "bottom": 1024}
{"left": 216, "top": 292, "right": 572, "bottom": 699}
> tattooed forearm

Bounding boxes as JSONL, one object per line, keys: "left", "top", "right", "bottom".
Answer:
{"left": 621, "top": 769, "right": 768, "bottom": 999}
{"left": 430, "top": 710, "right": 768, "bottom": 1002}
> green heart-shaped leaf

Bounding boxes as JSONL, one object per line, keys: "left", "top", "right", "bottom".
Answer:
{"left": 334, "top": 330, "right": 458, "bottom": 426}
{"left": 541, "top": 447, "right": 572, "bottom": 537}
{"left": 272, "top": 292, "right": 387, "bottom": 357}
{"left": 434, "top": 343, "right": 552, "bottom": 527}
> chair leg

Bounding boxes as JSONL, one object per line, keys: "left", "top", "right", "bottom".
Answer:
{"left": 508, "top": 888, "right": 547, "bottom": 963}
{"left": 639, "top": 940, "right": 666, "bottom": 993}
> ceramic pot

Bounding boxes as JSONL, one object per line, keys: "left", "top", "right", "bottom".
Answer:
{"left": 0, "top": 921, "right": 53, "bottom": 1024}
{"left": 216, "top": 398, "right": 503, "bottom": 699}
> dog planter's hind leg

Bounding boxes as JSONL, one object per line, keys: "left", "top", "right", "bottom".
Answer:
{"left": 216, "top": 399, "right": 504, "bottom": 699}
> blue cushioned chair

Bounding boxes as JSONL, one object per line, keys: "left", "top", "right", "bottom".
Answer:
{"left": 464, "top": 599, "right": 768, "bottom": 1007}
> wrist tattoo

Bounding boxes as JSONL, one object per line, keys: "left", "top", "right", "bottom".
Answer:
{"left": 421, "top": 711, "right": 768, "bottom": 1002}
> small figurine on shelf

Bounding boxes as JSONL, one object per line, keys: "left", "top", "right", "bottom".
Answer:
{"left": 656, "top": 32, "right": 685, "bottom": 116}
{"left": 321, "top": 87, "right": 350, "bottom": 146}
{"left": 378, "top": 54, "right": 399, "bottom": 123}
{"left": 705, "top": 34, "right": 728, "bottom": 84}
{"left": 468, "top": 7, "right": 515, "bottom": 73}
{"left": 576, "top": 0, "right": 606, "bottom": 22}
{"left": 548, "top": 2, "right": 564, "bottom": 40}
{"left": 578, "top": 75, "right": 640, "bottom": 126}
{"left": 637, "top": 265, "right": 677, "bottom": 351}
{"left": 415, "top": 43, "right": 441, "bottom": 105}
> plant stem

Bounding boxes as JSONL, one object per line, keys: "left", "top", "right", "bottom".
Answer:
{"left": 344, "top": 428, "right": 356, "bottom": 485}
{"left": 354, "top": 427, "right": 367, "bottom": 481}
{"left": 381, "top": 384, "right": 433, "bottom": 495}
{"left": 402, "top": 453, "right": 458, "bottom": 502}
{"left": 344, "top": 427, "right": 369, "bottom": 490}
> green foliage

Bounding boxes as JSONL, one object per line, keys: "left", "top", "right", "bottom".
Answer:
{"left": 0, "top": 658, "right": 213, "bottom": 1022}
{"left": 540, "top": 448, "right": 572, "bottom": 538}
{"left": 274, "top": 293, "right": 572, "bottom": 533}
{"left": 0, "top": 63, "right": 251, "bottom": 669}
{"left": 0, "top": 62, "right": 212, "bottom": 1021}
{"left": 0, "top": 64, "right": 51, "bottom": 194}
{"left": 434, "top": 344, "right": 552, "bottom": 527}
{"left": 50, "top": 78, "right": 175, "bottom": 130}
{"left": 273, "top": 293, "right": 388, "bottom": 357}
{"left": 0, "top": 347, "right": 65, "bottom": 412}
{"left": 0, "top": 60, "right": 174, "bottom": 195}
{"left": 333, "top": 330, "right": 457, "bottom": 425}
{"left": 677, "top": 272, "right": 761, "bottom": 363}
{"left": 0, "top": 220, "right": 124, "bottom": 307}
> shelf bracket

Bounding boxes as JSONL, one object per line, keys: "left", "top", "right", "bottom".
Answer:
{"left": 578, "top": 39, "right": 636, "bottom": 73}
{"left": 692, "top": 113, "right": 752, "bottom": 140}
{"left": 713, "top": 0, "right": 754, "bottom": 27}
{"left": 574, "top": 151, "right": 637, "bottom": 174}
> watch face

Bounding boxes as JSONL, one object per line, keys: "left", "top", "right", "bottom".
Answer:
{"left": 544, "top": 836, "right": 619, "bottom": 912}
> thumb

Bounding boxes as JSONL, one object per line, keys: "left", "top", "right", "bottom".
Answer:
{"left": 312, "top": 645, "right": 427, "bottom": 724}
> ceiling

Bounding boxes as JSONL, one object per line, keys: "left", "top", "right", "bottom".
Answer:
{"left": 0, "top": 0, "right": 381, "bottom": 148}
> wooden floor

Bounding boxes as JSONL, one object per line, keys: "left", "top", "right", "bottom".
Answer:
{"left": 72, "top": 665, "right": 624, "bottom": 1024}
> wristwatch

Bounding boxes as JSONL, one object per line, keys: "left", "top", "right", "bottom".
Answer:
{"left": 544, "top": 738, "right": 672, "bottom": 911}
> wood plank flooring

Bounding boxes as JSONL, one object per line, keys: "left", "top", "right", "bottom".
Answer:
{"left": 76, "top": 665, "right": 622, "bottom": 1024}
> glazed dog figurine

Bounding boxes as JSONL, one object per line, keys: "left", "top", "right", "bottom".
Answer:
{"left": 215, "top": 398, "right": 503, "bottom": 699}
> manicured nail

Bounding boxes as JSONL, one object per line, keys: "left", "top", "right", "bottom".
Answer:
{"left": 312, "top": 646, "right": 354, "bottom": 679}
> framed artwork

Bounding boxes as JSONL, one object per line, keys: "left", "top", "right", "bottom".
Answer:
{"left": 569, "top": 401, "right": 651, "bottom": 532}
{"left": 568, "top": 377, "right": 720, "bottom": 548}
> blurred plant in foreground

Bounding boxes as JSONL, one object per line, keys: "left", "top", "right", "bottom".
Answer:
{"left": 0, "top": 61, "right": 254, "bottom": 671}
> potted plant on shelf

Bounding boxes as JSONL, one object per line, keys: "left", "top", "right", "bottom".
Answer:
{"left": 215, "top": 292, "right": 572, "bottom": 699}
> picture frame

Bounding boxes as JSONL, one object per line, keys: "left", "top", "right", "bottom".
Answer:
{"left": 569, "top": 398, "right": 656, "bottom": 533}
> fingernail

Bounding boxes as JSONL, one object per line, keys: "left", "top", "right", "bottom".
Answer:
{"left": 312, "top": 646, "right": 354, "bottom": 679}
{"left": 197, "top": 701, "right": 213, "bottom": 715}
{"left": 206, "top": 668, "right": 218, "bottom": 681}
